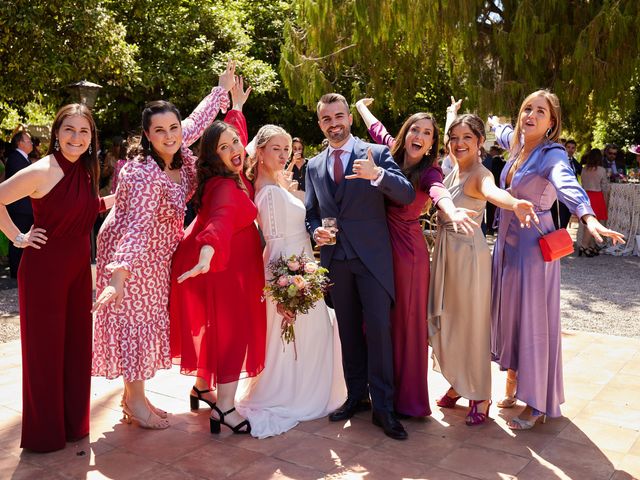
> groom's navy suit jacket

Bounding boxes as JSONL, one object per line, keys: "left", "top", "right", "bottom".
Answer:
{"left": 305, "top": 137, "right": 415, "bottom": 301}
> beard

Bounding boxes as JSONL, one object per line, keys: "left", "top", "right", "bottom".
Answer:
{"left": 325, "top": 125, "right": 349, "bottom": 144}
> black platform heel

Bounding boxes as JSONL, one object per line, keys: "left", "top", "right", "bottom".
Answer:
{"left": 209, "top": 405, "right": 251, "bottom": 435}
{"left": 190, "top": 386, "right": 216, "bottom": 410}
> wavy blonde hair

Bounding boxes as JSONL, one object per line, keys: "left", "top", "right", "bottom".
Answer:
{"left": 510, "top": 90, "right": 562, "bottom": 157}
{"left": 246, "top": 124, "right": 292, "bottom": 181}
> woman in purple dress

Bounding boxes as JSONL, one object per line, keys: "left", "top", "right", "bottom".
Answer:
{"left": 490, "top": 90, "right": 624, "bottom": 430}
{"left": 355, "top": 98, "right": 477, "bottom": 417}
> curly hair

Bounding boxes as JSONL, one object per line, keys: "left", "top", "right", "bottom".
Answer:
{"left": 192, "top": 120, "right": 246, "bottom": 213}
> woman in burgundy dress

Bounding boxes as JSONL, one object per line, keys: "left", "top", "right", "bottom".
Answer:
{"left": 170, "top": 120, "right": 266, "bottom": 435}
{"left": 355, "top": 99, "right": 477, "bottom": 417}
{"left": 0, "top": 104, "right": 113, "bottom": 452}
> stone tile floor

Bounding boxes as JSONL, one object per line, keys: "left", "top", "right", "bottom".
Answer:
{"left": 0, "top": 330, "right": 639, "bottom": 479}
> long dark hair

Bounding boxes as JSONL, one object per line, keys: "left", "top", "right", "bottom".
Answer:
{"left": 48, "top": 104, "right": 99, "bottom": 196}
{"left": 192, "top": 120, "right": 245, "bottom": 213}
{"left": 138, "top": 100, "right": 183, "bottom": 171}
{"left": 390, "top": 112, "right": 439, "bottom": 189}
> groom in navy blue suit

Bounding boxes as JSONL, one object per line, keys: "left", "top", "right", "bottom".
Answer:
{"left": 305, "top": 93, "right": 415, "bottom": 440}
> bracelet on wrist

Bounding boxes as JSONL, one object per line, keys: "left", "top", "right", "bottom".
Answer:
{"left": 13, "top": 233, "right": 27, "bottom": 248}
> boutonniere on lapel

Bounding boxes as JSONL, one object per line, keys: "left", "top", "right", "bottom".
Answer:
{"left": 345, "top": 148, "right": 383, "bottom": 182}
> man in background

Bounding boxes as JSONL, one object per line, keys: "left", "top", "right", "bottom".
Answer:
{"left": 5, "top": 129, "right": 34, "bottom": 278}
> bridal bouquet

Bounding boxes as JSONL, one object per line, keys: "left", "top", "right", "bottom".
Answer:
{"left": 264, "top": 252, "right": 330, "bottom": 352}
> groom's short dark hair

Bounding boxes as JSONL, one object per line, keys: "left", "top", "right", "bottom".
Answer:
{"left": 317, "top": 93, "right": 350, "bottom": 116}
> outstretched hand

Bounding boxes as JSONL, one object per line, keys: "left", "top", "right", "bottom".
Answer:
{"left": 345, "top": 148, "right": 380, "bottom": 181}
{"left": 231, "top": 75, "right": 252, "bottom": 111}
{"left": 585, "top": 216, "right": 625, "bottom": 245}
{"left": 177, "top": 245, "right": 214, "bottom": 283}
{"left": 513, "top": 199, "right": 539, "bottom": 228}
{"left": 447, "top": 208, "right": 479, "bottom": 236}
{"left": 218, "top": 60, "right": 236, "bottom": 92}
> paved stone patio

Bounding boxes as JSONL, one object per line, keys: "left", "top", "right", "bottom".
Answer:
{"left": 0, "top": 330, "right": 639, "bottom": 479}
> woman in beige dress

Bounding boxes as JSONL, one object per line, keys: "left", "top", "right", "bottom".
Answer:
{"left": 428, "top": 114, "right": 537, "bottom": 425}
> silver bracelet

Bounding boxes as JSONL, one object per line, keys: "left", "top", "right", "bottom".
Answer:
{"left": 13, "top": 233, "right": 27, "bottom": 248}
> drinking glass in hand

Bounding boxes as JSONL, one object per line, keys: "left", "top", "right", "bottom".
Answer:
{"left": 322, "top": 217, "right": 338, "bottom": 245}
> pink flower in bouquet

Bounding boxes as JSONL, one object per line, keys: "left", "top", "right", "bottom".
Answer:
{"left": 287, "top": 259, "right": 301, "bottom": 271}
{"left": 292, "top": 275, "right": 306, "bottom": 289}
{"left": 277, "top": 275, "right": 290, "bottom": 287}
{"left": 304, "top": 261, "right": 319, "bottom": 274}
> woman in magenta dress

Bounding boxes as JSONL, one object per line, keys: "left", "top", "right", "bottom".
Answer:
{"left": 91, "top": 63, "right": 234, "bottom": 430}
{"left": 170, "top": 120, "right": 266, "bottom": 435}
{"left": 355, "top": 99, "right": 477, "bottom": 417}
{"left": 0, "top": 104, "right": 113, "bottom": 452}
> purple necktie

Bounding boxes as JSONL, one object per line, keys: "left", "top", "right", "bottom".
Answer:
{"left": 333, "top": 149, "right": 344, "bottom": 185}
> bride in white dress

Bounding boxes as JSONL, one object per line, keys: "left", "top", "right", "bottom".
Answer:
{"left": 236, "top": 125, "right": 346, "bottom": 439}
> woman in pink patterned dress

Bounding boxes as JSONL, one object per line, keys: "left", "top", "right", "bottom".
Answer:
{"left": 91, "top": 62, "right": 235, "bottom": 430}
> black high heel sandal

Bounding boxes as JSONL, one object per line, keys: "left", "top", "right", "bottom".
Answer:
{"left": 209, "top": 405, "right": 251, "bottom": 435}
{"left": 578, "top": 247, "right": 596, "bottom": 257}
{"left": 190, "top": 386, "right": 216, "bottom": 410}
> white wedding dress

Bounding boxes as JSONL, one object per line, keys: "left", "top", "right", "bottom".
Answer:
{"left": 235, "top": 185, "right": 346, "bottom": 439}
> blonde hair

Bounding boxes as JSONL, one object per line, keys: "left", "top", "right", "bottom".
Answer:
{"left": 246, "top": 124, "right": 291, "bottom": 180}
{"left": 510, "top": 90, "right": 562, "bottom": 157}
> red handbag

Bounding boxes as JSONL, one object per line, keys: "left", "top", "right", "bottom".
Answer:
{"left": 533, "top": 223, "right": 574, "bottom": 262}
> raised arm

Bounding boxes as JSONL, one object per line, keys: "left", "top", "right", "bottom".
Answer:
{"left": 444, "top": 96, "right": 463, "bottom": 138}
{"left": 181, "top": 61, "right": 235, "bottom": 147}
{"left": 487, "top": 116, "right": 514, "bottom": 151}
{"left": 223, "top": 75, "right": 251, "bottom": 146}
{"left": 356, "top": 98, "right": 395, "bottom": 148}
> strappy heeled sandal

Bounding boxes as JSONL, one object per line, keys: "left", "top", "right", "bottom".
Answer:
{"left": 120, "top": 393, "right": 168, "bottom": 418}
{"left": 465, "top": 400, "right": 491, "bottom": 426}
{"left": 190, "top": 386, "right": 216, "bottom": 410}
{"left": 436, "top": 388, "right": 462, "bottom": 408}
{"left": 122, "top": 403, "right": 170, "bottom": 430}
{"left": 210, "top": 405, "right": 251, "bottom": 435}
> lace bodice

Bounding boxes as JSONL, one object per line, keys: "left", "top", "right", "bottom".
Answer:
{"left": 255, "top": 185, "right": 311, "bottom": 265}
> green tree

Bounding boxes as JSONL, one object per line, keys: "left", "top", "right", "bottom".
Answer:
{"left": 98, "top": 0, "right": 279, "bottom": 134}
{"left": 282, "top": 0, "right": 640, "bottom": 136}
{"left": 0, "top": 0, "right": 138, "bottom": 130}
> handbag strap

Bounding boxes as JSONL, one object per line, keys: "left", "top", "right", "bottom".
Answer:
{"left": 532, "top": 219, "right": 545, "bottom": 237}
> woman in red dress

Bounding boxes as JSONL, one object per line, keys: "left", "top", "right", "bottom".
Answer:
{"left": 0, "top": 104, "right": 112, "bottom": 452}
{"left": 579, "top": 148, "right": 609, "bottom": 256}
{"left": 355, "top": 98, "right": 477, "bottom": 417}
{"left": 170, "top": 120, "right": 266, "bottom": 435}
